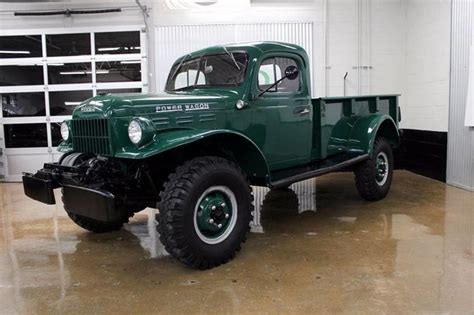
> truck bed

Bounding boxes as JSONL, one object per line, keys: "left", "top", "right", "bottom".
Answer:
{"left": 269, "top": 94, "right": 400, "bottom": 187}
{"left": 311, "top": 94, "right": 400, "bottom": 160}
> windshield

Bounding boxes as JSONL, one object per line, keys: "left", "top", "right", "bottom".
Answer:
{"left": 165, "top": 52, "right": 248, "bottom": 92}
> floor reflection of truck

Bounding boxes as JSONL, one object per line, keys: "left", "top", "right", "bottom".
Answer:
{"left": 23, "top": 42, "right": 400, "bottom": 269}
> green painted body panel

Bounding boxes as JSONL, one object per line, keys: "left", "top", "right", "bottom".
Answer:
{"left": 312, "top": 95, "right": 400, "bottom": 160}
{"left": 115, "top": 129, "right": 270, "bottom": 181}
{"left": 60, "top": 42, "right": 400, "bottom": 186}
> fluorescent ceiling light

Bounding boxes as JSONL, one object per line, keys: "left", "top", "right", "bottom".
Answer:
{"left": 65, "top": 102, "right": 81, "bottom": 106}
{"left": 60, "top": 70, "right": 109, "bottom": 75}
{"left": 48, "top": 63, "right": 64, "bottom": 66}
{"left": 98, "top": 47, "right": 120, "bottom": 51}
{"left": 98, "top": 46, "right": 140, "bottom": 52}
{"left": 120, "top": 61, "right": 141, "bottom": 64}
{"left": 0, "top": 50, "right": 31, "bottom": 54}
{"left": 60, "top": 71, "right": 89, "bottom": 75}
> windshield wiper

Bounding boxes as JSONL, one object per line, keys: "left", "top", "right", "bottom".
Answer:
{"left": 173, "top": 84, "right": 213, "bottom": 92}
{"left": 170, "top": 53, "right": 192, "bottom": 81}
{"left": 223, "top": 46, "right": 240, "bottom": 70}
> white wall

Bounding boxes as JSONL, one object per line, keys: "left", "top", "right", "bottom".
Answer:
{"left": 325, "top": 0, "right": 405, "bottom": 97}
{"left": 369, "top": 0, "right": 405, "bottom": 97}
{"left": 401, "top": 0, "right": 451, "bottom": 131}
{"left": 447, "top": 0, "right": 474, "bottom": 191}
{"left": 325, "top": 0, "right": 359, "bottom": 96}
{"left": 154, "top": 23, "right": 314, "bottom": 93}
{"left": 150, "top": 0, "right": 326, "bottom": 96}
{"left": 325, "top": 0, "right": 450, "bottom": 131}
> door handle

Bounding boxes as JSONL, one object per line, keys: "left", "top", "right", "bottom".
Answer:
{"left": 295, "top": 108, "right": 310, "bottom": 115}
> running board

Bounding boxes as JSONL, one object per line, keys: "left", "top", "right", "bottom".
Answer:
{"left": 270, "top": 154, "right": 369, "bottom": 188}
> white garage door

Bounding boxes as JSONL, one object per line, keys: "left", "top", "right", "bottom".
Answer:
{"left": 155, "top": 22, "right": 314, "bottom": 92}
{"left": 0, "top": 27, "right": 148, "bottom": 182}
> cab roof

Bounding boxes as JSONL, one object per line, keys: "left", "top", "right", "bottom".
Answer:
{"left": 178, "top": 41, "right": 307, "bottom": 61}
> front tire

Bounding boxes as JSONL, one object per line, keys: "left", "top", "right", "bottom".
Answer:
{"left": 157, "top": 156, "right": 253, "bottom": 269}
{"left": 60, "top": 152, "right": 131, "bottom": 233}
{"left": 65, "top": 211, "right": 129, "bottom": 233}
{"left": 354, "top": 137, "right": 394, "bottom": 201}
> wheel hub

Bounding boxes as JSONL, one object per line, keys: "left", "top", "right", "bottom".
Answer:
{"left": 375, "top": 152, "right": 389, "bottom": 186}
{"left": 196, "top": 190, "right": 233, "bottom": 238}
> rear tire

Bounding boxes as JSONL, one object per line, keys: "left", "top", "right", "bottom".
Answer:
{"left": 157, "top": 156, "right": 253, "bottom": 269}
{"left": 354, "top": 137, "right": 394, "bottom": 201}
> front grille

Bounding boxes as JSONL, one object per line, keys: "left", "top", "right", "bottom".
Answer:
{"left": 71, "top": 118, "right": 112, "bottom": 155}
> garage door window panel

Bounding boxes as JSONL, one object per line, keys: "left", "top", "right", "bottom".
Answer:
{"left": 4, "top": 123, "right": 47, "bottom": 148}
{"left": 51, "top": 123, "right": 63, "bottom": 147}
{"left": 0, "top": 35, "right": 42, "bottom": 59}
{"left": 1, "top": 92, "right": 46, "bottom": 117}
{"left": 46, "top": 33, "right": 91, "bottom": 57}
{"left": 96, "top": 61, "right": 141, "bottom": 82}
{"left": 97, "top": 88, "right": 142, "bottom": 95}
{"left": 47, "top": 62, "right": 93, "bottom": 84}
{"left": 0, "top": 64, "right": 44, "bottom": 86}
{"left": 49, "top": 90, "right": 93, "bottom": 116}
{"left": 95, "top": 31, "right": 140, "bottom": 55}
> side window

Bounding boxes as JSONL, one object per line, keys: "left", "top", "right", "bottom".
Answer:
{"left": 258, "top": 57, "right": 300, "bottom": 93}
{"left": 174, "top": 69, "right": 205, "bottom": 90}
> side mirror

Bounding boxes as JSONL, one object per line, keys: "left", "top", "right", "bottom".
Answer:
{"left": 285, "top": 66, "right": 299, "bottom": 80}
{"left": 257, "top": 65, "right": 300, "bottom": 98}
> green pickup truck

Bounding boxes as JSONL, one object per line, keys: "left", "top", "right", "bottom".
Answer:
{"left": 23, "top": 42, "right": 400, "bottom": 269}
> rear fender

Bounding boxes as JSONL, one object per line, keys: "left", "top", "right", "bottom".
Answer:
{"left": 347, "top": 115, "right": 400, "bottom": 155}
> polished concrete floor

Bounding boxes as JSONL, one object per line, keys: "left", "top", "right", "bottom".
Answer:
{"left": 1, "top": 171, "right": 472, "bottom": 314}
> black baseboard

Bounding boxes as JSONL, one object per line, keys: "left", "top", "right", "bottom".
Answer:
{"left": 395, "top": 129, "right": 447, "bottom": 182}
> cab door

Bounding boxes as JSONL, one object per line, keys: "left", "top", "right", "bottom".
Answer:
{"left": 249, "top": 54, "right": 312, "bottom": 170}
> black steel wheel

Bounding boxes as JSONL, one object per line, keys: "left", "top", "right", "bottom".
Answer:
{"left": 157, "top": 156, "right": 253, "bottom": 269}
{"left": 354, "top": 137, "right": 394, "bottom": 201}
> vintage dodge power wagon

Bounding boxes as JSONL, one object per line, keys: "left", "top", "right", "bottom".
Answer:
{"left": 23, "top": 42, "right": 400, "bottom": 269}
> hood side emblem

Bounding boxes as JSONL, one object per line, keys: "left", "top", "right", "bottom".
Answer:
{"left": 156, "top": 103, "right": 210, "bottom": 113}
{"left": 81, "top": 105, "right": 96, "bottom": 112}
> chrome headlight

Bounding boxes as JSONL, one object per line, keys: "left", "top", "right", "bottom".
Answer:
{"left": 60, "top": 121, "right": 70, "bottom": 141}
{"left": 128, "top": 119, "right": 143, "bottom": 145}
{"left": 128, "top": 118, "right": 155, "bottom": 146}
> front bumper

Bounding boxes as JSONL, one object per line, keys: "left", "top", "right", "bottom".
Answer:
{"left": 22, "top": 173, "right": 57, "bottom": 204}
{"left": 22, "top": 164, "right": 121, "bottom": 222}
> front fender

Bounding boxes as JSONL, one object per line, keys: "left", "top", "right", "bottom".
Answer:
{"left": 347, "top": 115, "right": 400, "bottom": 155}
{"left": 115, "top": 129, "right": 271, "bottom": 184}
{"left": 116, "top": 129, "right": 237, "bottom": 159}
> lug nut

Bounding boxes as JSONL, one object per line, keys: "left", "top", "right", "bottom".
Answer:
{"left": 211, "top": 205, "right": 216, "bottom": 211}
{"left": 209, "top": 218, "right": 214, "bottom": 224}
{"left": 225, "top": 213, "right": 230, "bottom": 219}
{"left": 220, "top": 202, "right": 226, "bottom": 207}
{"left": 217, "top": 224, "right": 222, "bottom": 228}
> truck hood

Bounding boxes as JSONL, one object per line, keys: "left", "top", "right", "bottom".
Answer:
{"left": 73, "top": 90, "right": 240, "bottom": 119}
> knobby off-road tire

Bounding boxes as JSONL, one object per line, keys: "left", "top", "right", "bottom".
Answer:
{"left": 62, "top": 192, "right": 131, "bottom": 233}
{"left": 65, "top": 210, "right": 130, "bottom": 233}
{"left": 354, "top": 137, "right": 394, "bottom": 201}
{"left": 157, "top": 156, "right": 253, "bottom": 269}
{"left": 59, "top": 152, "right": 131, "bottom": 233}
